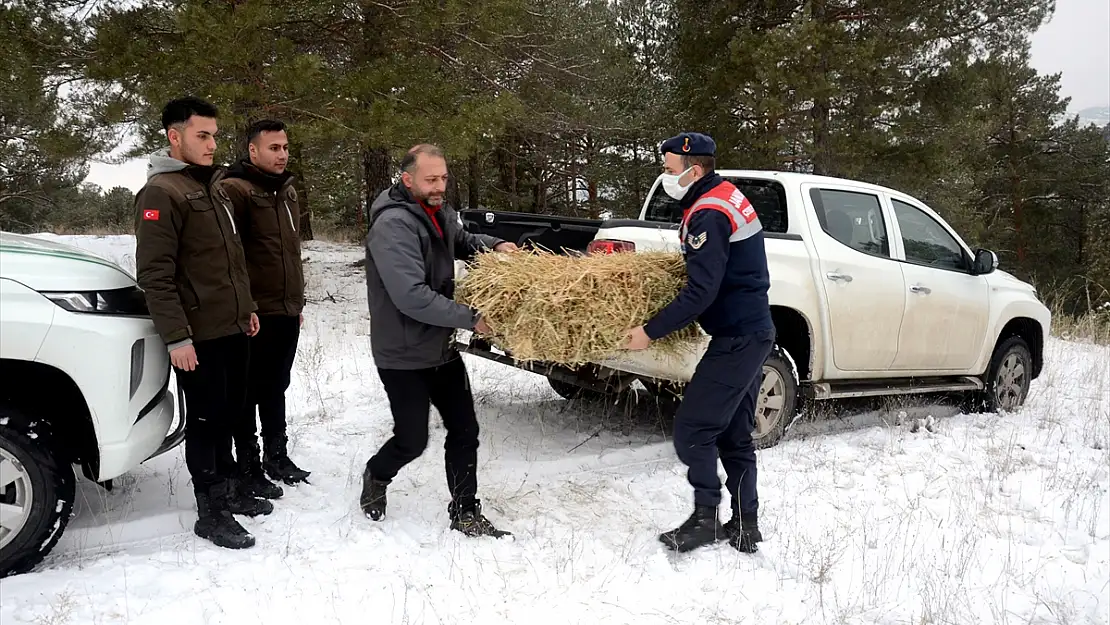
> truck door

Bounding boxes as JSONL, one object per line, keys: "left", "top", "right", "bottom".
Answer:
{"left": 886, "top": 196, "right": 990, "bottom": 371}
{"left": 804, "top": 184, "right": 907, "bottom": 372}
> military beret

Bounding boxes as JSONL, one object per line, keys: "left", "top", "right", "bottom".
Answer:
{"left": 660, "top": 132, "right": 716, "bottom": 157}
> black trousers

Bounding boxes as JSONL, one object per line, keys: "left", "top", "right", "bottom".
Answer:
{"left": 672, "top": 328, "right": 775, "bottom": 515}
{"left": 175, "top": 333, "right": 249, "bottom": 495}
{"left": 234, "top": 314, "right": 300, "bottom": 460}
{"left": 367, "top": 356, "right": 480, "bottom": 513}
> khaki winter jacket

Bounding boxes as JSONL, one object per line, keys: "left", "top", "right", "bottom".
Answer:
{"left": 218, "top": 159, "right": 305, "bottom": 317}
{"left": 134, "top": 149, "right": 256, "bottom": 348}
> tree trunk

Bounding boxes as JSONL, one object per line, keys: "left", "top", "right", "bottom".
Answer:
{"left": 586, "top": 133, "right": 598, "bottom": 218}
{"left": 809, "top": 0, "right": 833, "bottom": 176}
{"left": 361, "top": 147, "right": 391, "bottom": 233}
{"left": 288, "top": 141, "right": 313, "bottom": 241}
{"left": 467, "top": 153, "right": 479, "bottom": 210}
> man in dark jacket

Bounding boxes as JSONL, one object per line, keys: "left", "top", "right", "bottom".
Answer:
{"left": 623, "top": 132, "right": 774, "bottom": 554}
{"left": 359, "top": 143, "right": 516, "bottom": 537}
{"left": 218, "top": 119, "right": 310, "bottom": 497}
{"left": 135, "top": 96, "right": 271, "bottom": 550}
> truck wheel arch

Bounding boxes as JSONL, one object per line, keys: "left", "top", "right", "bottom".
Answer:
{"left": 770, "top": 306, "right": 813, "bottom": 382}
{"left": 990, "top": 317, "right": 1044, "bottom": 380}
{"left": 0, "top": 359, "right": 100, "bottom": 479}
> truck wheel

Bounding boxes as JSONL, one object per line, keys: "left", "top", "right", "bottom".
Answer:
{"left": 970, "top": 336, "right": 1033, "bottom": 414}
{"left": 754, "top": 345, "right": 797, "bottom": 450}
{"left": 0, "top": 409, "right": 75, "bottom": 578}
{"left": 641, "top": 345, "right": 798, "bottom": 449}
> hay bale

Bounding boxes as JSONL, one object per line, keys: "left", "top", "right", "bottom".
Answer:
{"left": 456, "top": 249, "right": 701, "bottom": 366}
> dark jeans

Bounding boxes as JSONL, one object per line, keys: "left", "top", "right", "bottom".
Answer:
{"left": 367, "top": 356, "right": 480, "bottom": 512}
{"left": 234, "top": 314, "right": 300, "bottom": 460}
{"left": 175, "top": 333, "right": 250, "bottom": 495}
{"left": 673, "top": 328, "right": 775, "bottom": 515}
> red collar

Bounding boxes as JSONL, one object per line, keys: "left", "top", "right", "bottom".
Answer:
{"left": 418, "top": 199, "right": 443, "bottom": 237}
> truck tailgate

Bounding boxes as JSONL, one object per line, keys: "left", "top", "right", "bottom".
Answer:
{"left": 591, "top": 335, "right": 709, "bottom": 383}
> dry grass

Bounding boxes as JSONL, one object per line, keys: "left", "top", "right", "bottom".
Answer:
{"left": 1050, "top": 305, "right": 1110, "bottom": 346}
{"left": 456, "top": 249, "right": 702, "bottom": 366}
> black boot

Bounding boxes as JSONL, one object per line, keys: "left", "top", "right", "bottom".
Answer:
{"left": 225, "top": 477, "right": 274, "bottom": 517}
{"left": 658, "top": 504, "right": 724, "bottom": 552}
{"left": 262, "top": 436, "right": 311, "bottom": 485}
{"left": 449, "top": 500, "right": 512, "bottom": 538}
{"left": 359, "top": 466, "right": 389, "bottom": 521}
{"left": 194, "top": 483, "right": 256, "bottom": 549}
{"left": 723, "top": 511, "right": 762, "bottom": 553}
{"left": 237, "top": 440, "right": 284, "bottom": 500}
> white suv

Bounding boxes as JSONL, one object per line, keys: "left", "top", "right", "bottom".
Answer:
{"left": 0, "top": 232, "right": 182, "bottom": 577}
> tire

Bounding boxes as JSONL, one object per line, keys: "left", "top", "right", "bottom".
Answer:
{"left": 0, "top": 408, "right": 76, "bottom": 578}
{"left": 753, "top": 344, "right": 798, "bottom": 449}
{"left": 641, "top": 343, "right": 800, "bottom": 450}
{"left": 970, "top": 336, "right": 1033, "bottom": 414}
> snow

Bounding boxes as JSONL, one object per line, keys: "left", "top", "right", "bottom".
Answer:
{"left": 3, "top": 234, "right": 1109, "bottom": 625}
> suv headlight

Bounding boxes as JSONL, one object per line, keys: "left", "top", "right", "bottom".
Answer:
{"left": 42, "top": 286, "right": 150, "bottom": 316}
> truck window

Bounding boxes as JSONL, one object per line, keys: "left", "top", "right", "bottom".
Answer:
{"left": 809, "top": 188, "right": 890, "bottom": 258}
{"left": 644, "top": 177, "right": 789, "bottom": 234}
{"left": 891, "top": 199, "right": 969, "bottom": 271}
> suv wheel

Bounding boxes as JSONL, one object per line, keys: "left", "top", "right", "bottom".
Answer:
{"left": 0, "top": 408, "right": 75, "bottom": 578}
{"left": 973, "top": 336, "right": 1033, "bottom": 414}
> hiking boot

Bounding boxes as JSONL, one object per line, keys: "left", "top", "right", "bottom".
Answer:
{"left": 236, "top": 446, "right": 284, "bottom": 500}
{"left": 263, "top": 437, "right": 311, "bottom": 485}
{"left": 658, "top": 504, "right": 724, "bottom": 552}
{"left": 225, "top": 478, "right": 274, "bottom": 516}
{"left": 449, "top": 500, "right": 511, "bottom": 538}
{"left": 359, "top": 466, "right": 388, "bottom": 521}
{"left": 723, "top": 511, "right": 762, "bottom": 553}
{"left": 194, "top": 486, "right": 255, "bottom": 549}
{"left": 239, "top": 468, "right": 284, "bottom": 500}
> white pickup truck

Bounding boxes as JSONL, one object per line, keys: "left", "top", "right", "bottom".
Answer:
{"left": 0, "top": 232, "right": 183, "bottom": 577}
{"left": 457, "top": 169, "right": 1052, "bottom": 448}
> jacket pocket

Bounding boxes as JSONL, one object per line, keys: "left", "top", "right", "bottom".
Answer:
{"left": 186, "top": 199, "right": 226, "bottom": 252}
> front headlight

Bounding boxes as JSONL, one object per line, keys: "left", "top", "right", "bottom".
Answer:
{"left": 42, "top": 286, "right": 150, "bottom": 316}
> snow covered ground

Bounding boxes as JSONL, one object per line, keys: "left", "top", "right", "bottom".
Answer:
{"left": 2, "top": 234, "right": 1108, "bottom": 625}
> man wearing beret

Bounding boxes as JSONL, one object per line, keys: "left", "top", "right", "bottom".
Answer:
{"left": 623, "top": 132, "right": 774, "bottom": 554}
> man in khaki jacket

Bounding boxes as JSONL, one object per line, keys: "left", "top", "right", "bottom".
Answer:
{"left": 134, "top": 96, "right": 269, "bottom": 550}
{"left": 218, "top": 119, "right": 310, "bottom": 497}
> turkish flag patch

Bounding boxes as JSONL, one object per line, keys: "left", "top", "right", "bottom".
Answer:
{"left": 142, "top": 209, "right": 160, "bottom": 221}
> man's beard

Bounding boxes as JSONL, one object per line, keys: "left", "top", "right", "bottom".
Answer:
{"left": 418, "top": 192, "right": 444, "bottom": 206}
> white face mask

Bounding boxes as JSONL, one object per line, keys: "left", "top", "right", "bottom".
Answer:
{"left": 660, "top": 167, "right": 694, "bottom": 200}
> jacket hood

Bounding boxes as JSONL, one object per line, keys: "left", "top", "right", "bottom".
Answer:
{"left": 370, "top": 181, "right": 424, "bottom": 220}
{"left": 145, "top": 148, "right": 222, "bottom": 185}
{"left": 146, "top": 148, "right": 190, "bottom": 178}
{"left": 225, "top": 157, "right": 295, "bottom": 192}
{"left": 367, "top": 181, "right": 449, "bottom": 241}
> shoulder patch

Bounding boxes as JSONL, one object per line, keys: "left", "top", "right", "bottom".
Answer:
{"left": 686, "top": 231, "right": 707, "bottom": 250}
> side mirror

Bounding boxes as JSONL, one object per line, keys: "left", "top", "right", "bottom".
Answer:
{"left": 973, "top": 248, "right": 998, "bottom": 275}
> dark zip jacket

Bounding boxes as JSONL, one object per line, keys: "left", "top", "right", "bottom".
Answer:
{"left": 363, "top": 182, "right": 504, "bottom": 370}
{"left": 219, "top": 158, "right": 305, "bottom": 317}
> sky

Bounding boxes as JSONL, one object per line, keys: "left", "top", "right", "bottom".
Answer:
{"left": 83, "top": 0, "right": 1110, "bottom": 194}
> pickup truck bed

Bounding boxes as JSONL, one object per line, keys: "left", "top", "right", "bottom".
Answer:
{"left": 459, "top": 210, "right": 603, "bottom": 255}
